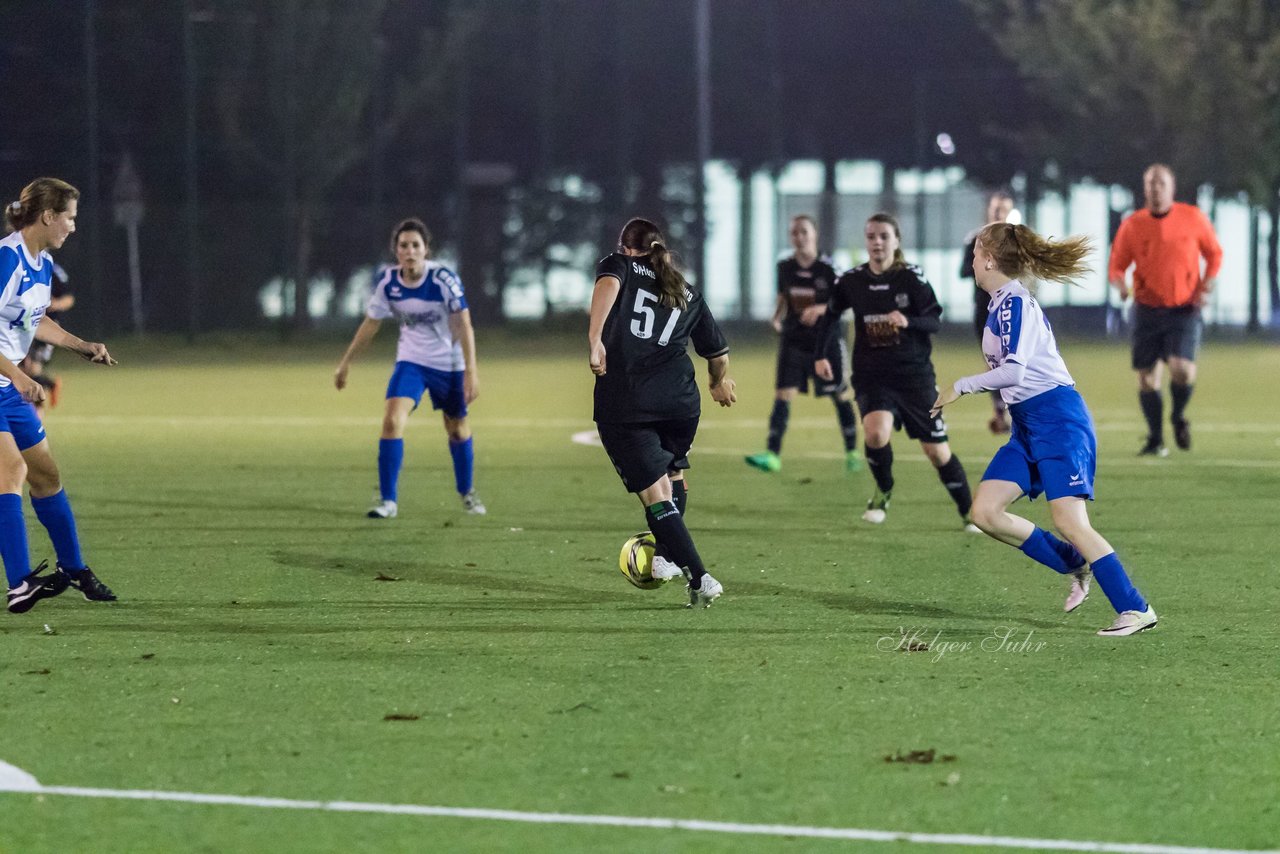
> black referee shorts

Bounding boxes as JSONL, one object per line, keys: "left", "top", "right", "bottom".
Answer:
{"left": 776, "top": 336, "right": 847, "bottom": 396}
{"left": 855, "top": 381, "right": 949, "bottom": 444}
{"left": 1132, "top": 303, "right": 1202, "bottom": 369}
{"left": 596, "top": 417, "right": 699, "bottom": 494}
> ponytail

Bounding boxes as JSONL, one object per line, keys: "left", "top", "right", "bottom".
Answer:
{"left": 5, "top": 177, "right": 80, "bottom": 233}
{"left": 646, "top": 239, "right": 688, "bottom": 310}
{"left": 979, "top": 222, "right": 1092, "bottom": 283}
{"left": 618, "top": 218, "right": 688, "bottom": 310}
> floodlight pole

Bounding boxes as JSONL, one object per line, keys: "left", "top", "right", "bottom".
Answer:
{"left": 183, "top": 0, "right": 200, "bottom": 340}
{"left": 84, "top": 0, "right": 102, "bottom": 337}
{"left": 693, "top": 0, "right": 710, "bottom": 291}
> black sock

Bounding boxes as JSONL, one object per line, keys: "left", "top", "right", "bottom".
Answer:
{"left": 1170, "top": 382, "right": 1193, "bottom": 424}
{"left": 833, "top": 398, "right": 858, "bottom": 451}
{"left": 645, "top": 500, "right": 706, "bottom": 585}
{"left": 767, "top": 400, "right": 790, "bottom": 454}
{"left": 1139, "top": 390, "right": 1163, "bottom": 442}
{"left": 670, "top": 479, "right": 688, "bottom": 516}
{"left": 936, "top": 455, "right": 973, "bottom": 517}
{"left": 865, "top": 443, "right": 894, "bottom": 494}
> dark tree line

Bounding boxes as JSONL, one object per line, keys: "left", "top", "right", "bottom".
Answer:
{"left": 967, "top": 0, "right": 1280, "bottom": 324}
{"left": 2, "top": 0, "right": 1273, "bottom": 332}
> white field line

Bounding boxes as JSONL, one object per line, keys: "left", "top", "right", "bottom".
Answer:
{"left": 46, "top": 414, "right": 1280, "bottom": 435}
{"left": 0, "top": 764, "right": 1271, "bottom": 854}
{"left": 569, "top": 430, "right": 1280, "bottom": 469}
{"left": 45, "top": 415, "right": 1279, "bottom": 466}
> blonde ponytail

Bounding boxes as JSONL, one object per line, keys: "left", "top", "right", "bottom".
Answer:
{"left": 980, "top": 222, "right": 1092, "bottom": 283}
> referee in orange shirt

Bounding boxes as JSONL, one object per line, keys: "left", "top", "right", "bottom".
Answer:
{"left": 1108, "top": 164, "right": 1223, "bottom": 456}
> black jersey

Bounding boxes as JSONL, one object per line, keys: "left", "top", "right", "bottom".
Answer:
{"left": 816, "top": 263, "right": 942, "bottom": 388}
{"left": 777, "top": 255, "right": 838, "bottom": 348}
{"left": 592, "top": 253, "right": 729, "bottom": 424}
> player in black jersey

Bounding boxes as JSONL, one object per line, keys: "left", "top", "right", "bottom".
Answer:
{"left": 815, "top": 213, "right": 977, "bottom": 531}
{"left": 589, "top": 217, "right": 736, "bottom": 607}
{"left": 744, "top": 215, "right": 862, "bottom": 474}
{"left": 960, "top": 190, "right": 1015, "bottom": 434}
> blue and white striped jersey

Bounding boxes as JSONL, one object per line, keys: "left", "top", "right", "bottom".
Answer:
{"left": 366, "top": 261, "right": 469, "bottom": 371}
{"left": 964, "top": 280, "right": 1075, "bottom": 405}
{"left": 0, "top": 230, "right": 55, "bottom": 387}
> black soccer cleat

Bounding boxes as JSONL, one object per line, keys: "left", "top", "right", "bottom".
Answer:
{"left": 57, "top": 564, "right": 118, "bottom": 602}
{"left": 7, "top": 561, "right": 70, "bottom": 614}
{"left": 1137, "top": 437, "right": 1169, "bottom": 458}
{"left": 1172, "top": 419, "right": 1191, "bottom": 451}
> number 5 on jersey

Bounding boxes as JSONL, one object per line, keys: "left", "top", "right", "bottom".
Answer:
{"left": 629, "top": 290, "right": 681, "bottom": 346}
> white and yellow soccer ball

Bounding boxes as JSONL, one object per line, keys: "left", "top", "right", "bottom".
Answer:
{"left": 619, "top": 531, "right": 665, "bottom": 590}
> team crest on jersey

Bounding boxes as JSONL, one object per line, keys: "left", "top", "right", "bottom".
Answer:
{"left": 895, "top": 293, "right": 910, "bottom": 308}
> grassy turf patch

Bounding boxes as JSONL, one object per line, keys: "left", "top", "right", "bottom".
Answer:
{"left": 1, "top": 332, "right": 1277, "bottom": 852}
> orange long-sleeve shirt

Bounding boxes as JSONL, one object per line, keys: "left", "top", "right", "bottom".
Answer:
{"left": 1108, "top": 203, "right": 1223, "bottom": 308}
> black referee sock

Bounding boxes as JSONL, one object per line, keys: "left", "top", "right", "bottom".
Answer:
{"left": 865, "top": 443, "right": 894, "bottom": 494}
{"left": 1139, "top": 390, "right": 1163, "bottom": 442}
{"left": 833, "top": 398, "right": 859, "bottom": 451}
{"left": 1170, "top": 382, "right": 1193, "bottom": 424}
{"left": 671, "top": 479, "right": 688, "bottom": 516}
{"left": 767, "top": 400, "right": 790, "bottom": 454}
{"left": 645, "top": 500, "right": 706, "bottom": 585}
{"left": 936, "top": 455, "right": 973, "bottom": 517}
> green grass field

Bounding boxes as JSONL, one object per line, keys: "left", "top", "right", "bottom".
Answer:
{"left": 1, "top": 330, "right": 1278, "bottom": 854}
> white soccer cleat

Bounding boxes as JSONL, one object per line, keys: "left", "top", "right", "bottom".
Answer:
{"left": 1064, "top": 567, "right": 1091, "bottom": 612}
{"left": 1097, "top": 605, "right": 1157, "bottom": 637}
{"left": 862, "top": 488, "right": 890, "bottom": 524}
{"left": 461, "top": 491, "right": 487, "bottom": 515}
{"left": 687, "top": 573, "right": 723, "bottom": 608}
{"left": 962, "top": 515, "right": 982, "bottom": 534}
{"left": 650, "top": 555, "right": 685, "bottom": 581}
{"left": 367, "top": 499, "right": 398, "bottom": 519}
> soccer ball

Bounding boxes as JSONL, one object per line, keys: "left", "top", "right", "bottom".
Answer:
{"left": 619, "top": 531, "right": 664, "bottom": 590}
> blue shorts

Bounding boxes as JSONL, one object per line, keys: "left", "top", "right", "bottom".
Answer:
{"left": 385, "top": 361, "right": 467, "bottom": 419}
{"left": 0, "top": 384, "right": 47, "bottom": 450}
{"left": 983, "top": 385, "right": 1096, "bottom": 501}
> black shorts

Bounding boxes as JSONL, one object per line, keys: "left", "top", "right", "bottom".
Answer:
{"left": 596, "top": 417, "right": 699, "bottom": 493}
{"left": 776, "top": 337, "right": 847, "bottom": 396}
{"left": 1132, "top": 303, "right": 1202, "bottom": 369}
{"left": 855, "top": 382, "right": 949, "bottom": 443}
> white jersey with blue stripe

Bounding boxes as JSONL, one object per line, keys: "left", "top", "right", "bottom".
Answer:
{"left": 366, "top": 261, "right": 469, "bottom": 371}
{"left": 0, "top": 231, "right": 55, "bottom": 387}
{"left": 978, "top": 280, "right": 1074, "bottom": 405}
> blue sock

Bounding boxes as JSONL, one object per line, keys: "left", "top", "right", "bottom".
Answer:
{"left": 378, "top": 439, "right": 404, "bottom": 502}
{"left": 0, "top": 492, "right": 32, "bottom": 586}
{"left": 449, "top": 437, "right": 474, "bottom": 495}
{"left": 31, "top": 489, "right": 84, "bottom": 570}
{"left": 1090, "top": 552, "right": 1148, "bottom": 613}
{"left": 1019, "top": 527, "right": 1082, "bottom": 574}
{"left": 1043, "top": 529, "right": 1085, "bottom": 571}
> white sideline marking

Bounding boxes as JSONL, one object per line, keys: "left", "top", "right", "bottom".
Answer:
{"left": 0, "top": 762, "right": 1272, "bottom": 854}
{"left": 47, "top": 414, "right": 1280, "bottom": 436}
{"left": 570, "top": 429, "right": 1280, "bottom": 469}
